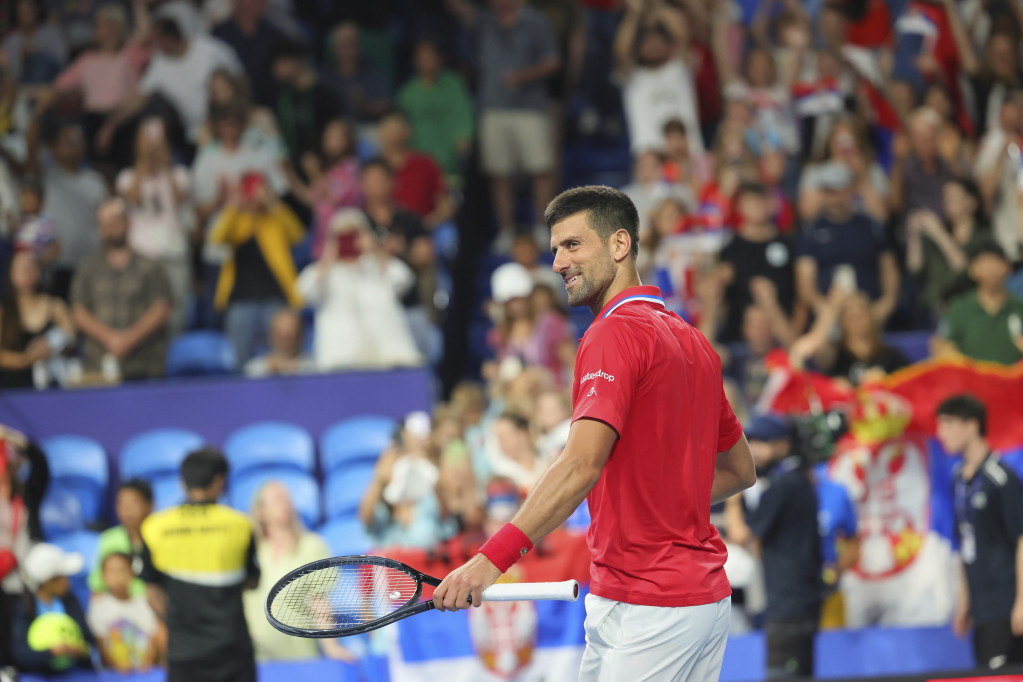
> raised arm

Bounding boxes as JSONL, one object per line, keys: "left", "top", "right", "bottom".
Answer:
{"left": 614, "top": 1, "right": 644, "bottom": 77}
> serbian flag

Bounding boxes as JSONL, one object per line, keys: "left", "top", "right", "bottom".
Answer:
{"left": 754, "top": 349, "right": 857, "bottom": 415}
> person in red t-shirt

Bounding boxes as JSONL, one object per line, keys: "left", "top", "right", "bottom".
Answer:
{"left": 435, "top": 185, "right": 756, "bottom": 681}
{"left": 377, "top": 110, "right": 454, "bottom": 229}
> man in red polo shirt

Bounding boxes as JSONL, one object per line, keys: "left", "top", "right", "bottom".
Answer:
{"left": 435, "top": 185, "right": 756, "bottom": 680}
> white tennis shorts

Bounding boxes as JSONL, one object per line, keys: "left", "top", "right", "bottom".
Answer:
{"left": 578, "top": 594, "right": 731, "bottom": 682}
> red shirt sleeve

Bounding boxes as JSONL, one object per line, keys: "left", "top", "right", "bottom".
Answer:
{"left": 717, "top": 381, "right": 744, "bottom": 452}
{"left": 572, "top": 320, "right": 640, "bottom": 435}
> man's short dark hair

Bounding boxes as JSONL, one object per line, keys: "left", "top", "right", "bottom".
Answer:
{"left": 544, "top": 185, "right": 640, "bottom": 259}
{"left": 119, "top": 478, "right": 154, "bottom": 503}
{"left": 101, "top": 552, "right": 134, "bottom": 570}
{"left": 181, "top": 446, "right": 229, "bottom": 489}
{"left": 662, "top": 118, "right": 687, "bottom": 137}
{"left": 736, "top": 180, "right": 768, "bottom": 200}
{"left": 968, "top": 238, "right": 1009, "bottom": 264}
{"left": 270, "top": 39, "right": 308, "bottom": 64}
{"left": 499, "top": 412, "right": 531, "bottom": 432}
{"left": 361, "top": 157, "right": 394, "bottom": 176}
{"left": 936, "top": 394, "right": 987, "bottom": 437}
{"left": 154, "top": 17, "right": 183, "bottom": 42}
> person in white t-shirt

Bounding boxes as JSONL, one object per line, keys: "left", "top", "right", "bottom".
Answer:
{"left": 614, "top": 0, "right": 704, "bottom": 155}
{"left": 116, "top": 118, "right": 193, "bottom": 334}
{"left": 87, "top": 553, "right": 161, "bottom": 673}
{"left": 97, "top": 8, "right": 242, "bottom": 153}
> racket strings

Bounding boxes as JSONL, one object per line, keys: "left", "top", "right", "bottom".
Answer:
{"left": 269, "top": 563, "right": 420, "bottom": 631}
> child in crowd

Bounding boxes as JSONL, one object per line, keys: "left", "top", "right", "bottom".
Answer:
{"left": 14, "top": 180, "right": 59, "bottom": 277}
{"left": 88, "top": 479, "right": 153, "bottom": 598}
{"left": 87, "top": 553, "right": 162, "bottom": 672}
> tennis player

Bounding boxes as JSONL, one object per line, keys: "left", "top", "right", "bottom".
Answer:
{"left": 434, "top": 186, "right": 756, "bottom": 680}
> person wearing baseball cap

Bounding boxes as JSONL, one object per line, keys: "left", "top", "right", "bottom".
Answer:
{"left": 937, "top": 239, "right": 1023, "bottom": 365}
{"left": 9, "top": 543, "right": 95, "bottom": 673}
{"left": 725, "top": 414, "right": 823, "bottom": 679}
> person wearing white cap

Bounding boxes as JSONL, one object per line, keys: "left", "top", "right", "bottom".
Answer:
{"left": 9, "top": 543, "right": 95, "bottom": 673}
{"left": 488, "top": 262, "right": 574, "bottom": 385}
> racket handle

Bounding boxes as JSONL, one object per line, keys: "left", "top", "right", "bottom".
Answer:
{"left": 480, "top": 579, "right": 580, "bottom": 602}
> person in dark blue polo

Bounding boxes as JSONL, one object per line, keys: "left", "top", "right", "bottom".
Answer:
{"left": 726, "top": 413, "right": 822, "bottom": 680}
{"left": 794, "top": 161, "right": 901, "bottom": 327}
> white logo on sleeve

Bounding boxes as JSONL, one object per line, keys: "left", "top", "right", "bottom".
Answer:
{"left": 580, "top": 370, "right": 615, "bottom": 384}
{"left": 587, "top": 386, "right": 597, "bottom": 397}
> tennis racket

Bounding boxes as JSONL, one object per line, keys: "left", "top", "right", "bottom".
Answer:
{"left": 264, "top": 555, "right": 580, "bottom": 638}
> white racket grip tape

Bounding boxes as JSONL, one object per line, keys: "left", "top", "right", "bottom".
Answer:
{"left": 480, "top": 579, "right": 580, "bottom": 602}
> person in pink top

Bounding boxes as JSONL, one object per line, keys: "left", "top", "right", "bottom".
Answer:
{"left": 48, "top": 1, "right": 151, "bottom": 154}
{"left": 295, "top": 119, "right": 363, "bottom": 260}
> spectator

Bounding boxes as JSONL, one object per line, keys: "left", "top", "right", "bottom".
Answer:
{"left": 361, "top": 159, "right": 441, "bottom": 362}
{"left": 974, "top": 91, "right": 1023, "bottom": 262}
{"left": 242, "top": 482, "right": 353, "bottom": 662}
{"left": 47, "top": 1, "right": 150, "bottom": 154}
{"left": 890, "top": 107, "right": 965, "bottom": 220}
{"left": 660, "top": 118, "right": 705, "bottom": 209}
{"left": 487, "top": 262, "right": 573, "bottom": 385}
{"left": 615, "top": 0, "right": 704, "bottom": 156}
{"left": 71, "top": 199, "right": 172, "bottom": 382}
{"left": 0, "top": 252, "right": 74, "bottom": 390}
{"left": 87, "top": 479, "right": 153, "bottom": 598}
{"left": 39, "top": 122, "right": 110, "bottom": 301}
{"left": 0, "top": 426, "right": 48, "bottom": 664}
{"left": 723, "top": 304, "right": 790, "bottom": 409}
{"left": 139, "top": 447, "right": 259, "bottom": 682}
{"left": 716, "top": 182, "right": 797, "bottom": 344}
{"left": 433, "top": 408, "right": 481, "bottom": 534}
{"left": 14, "top": 179, "right": 59, "bottom": 273}
{"left": 798, "top": 117, "right": 888, "bottom": 224}
{"left": 212, "top": 0, "right": 287, "bottom": 108}
{"left": 726, "top": 415, "right": 822, "bottom": 681}
{"left": 359, "top": 412, "right": 451, "bottom": 549}
{"left": 622, "top": 149, "right": 681, "bottom": 238}
{"left": 970, "top": 32, "right": 1022, "bottom": 136}
{"left": 534, "top": 389, "right": 571, "bottom": 461}
{"left": 296, "top": 208, "right": 421, "bottom": 370}
{"left": 195, "top": 68, "right": 286, "bottom": 156}
{"left": 244, "top": 309, "right": 315, "bottom": 378}
{"left": 485, "top": 412, "right": 544, "bottom": 493}
{"left": 98, "top": 8, "right": 243, "bottom": 152}
{"left": 377, "top": 110, "right": 453, "bottom": 229}
{"left": 906, "top": 178, "right": 991, "bottom": 315}
{"left": 936, "top": 241, "right": 1023, "bottom": 365}
{"left": 937, "top": 395, "right": 1023, "bottom": 669}
{"left": 87, "top": 553, "right": 162, "bottom": 672}
{"left": 193, "top": 103, "right": 289, "bottom": 236}
{"left": 328, "top": 22, "right": 393, "bottom": 126}
{"left": 397, "top": 39, "right": 475, "bottom": 185}
{"left": 209, "top": 172, "right": 303, "bottom": 364}
{"left": 116, "top": 118, "right": 193, "bottom": 334}
{"left": 794, "top": 162, "right": 900, "bottom": 326}
{"left": 269, "top": 40, "right": 342, "bottom": 166}
{"left": 448, "top": 0, "right": 560, "bottom": 248}
{"left": 790, "top": 288, "right": 909, "bottom": 388}
{"left": 301, "top": 118, "right": 363, "bottom": 260}
{"left": 1, "top": 0, "right": 67, "bottom": 85}
{"left": 10, "top": 543, "right": 95, "bottom": 674}
{"left": 509, "top": 233, "right": 565, "bottom": 298}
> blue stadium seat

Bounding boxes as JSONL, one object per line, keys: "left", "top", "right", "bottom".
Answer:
{"left": 229, "top": 469, "right": 321, "bottom": 528}
{"left": 224, "top": 421, "right": 315, "bottom": 479}
{"left": 39, "top": 486, "right": 87, "bottom": 539}
{"left": 320, "top": 416, "right": 396, "bottom": 474}
{"left": 40, "top": 436, "right": 108, "bottom": 490}
{"left": 166, "top": 330, "right": 237, "bottom": 377}
{"left": 52, "top": 530, "right": 100, "bottom": 608}
{"left": 151, "top": 474, "right": 185, "bottom": 511}
{"left": 318, "top": 517, "right": 372, "bottom": 557}
{"left": 324, "top": 465, "right": 376, "bottom": 520}
{"left": 120, "top": 428, "right": 205, "bottom": 481}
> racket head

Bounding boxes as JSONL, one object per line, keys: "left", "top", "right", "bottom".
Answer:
{"left": 264, "top": 555, "right": 439, "bottom": 638}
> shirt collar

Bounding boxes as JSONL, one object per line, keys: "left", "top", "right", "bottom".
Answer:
{"left": 596, "top": 286, "right": 666, "bottom": 319}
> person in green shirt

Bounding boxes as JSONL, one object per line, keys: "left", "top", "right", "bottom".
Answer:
{"left": 937, "top": 240, "right": 1023, "bottom": 365}
{"left": 87, "top": 479, "right": 153, "bottom": 597}
{"left": 396, "top": 39, "right": 475, "bottom": 186}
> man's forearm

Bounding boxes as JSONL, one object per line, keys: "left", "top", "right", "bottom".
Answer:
{"left": 509, "top": 452, "right": 602, "bottom": 544}
{"left": 1015, "top": 537, "right": 1023, "bottom": 607}
{"left": 125, "top": 301, "right": 170, "bottom": 350}
{"left": 517, "top": 58, "right": 560, "bottom": 85}
{"left": 146, "top": 584, "right": 167, "bottom": 621}
{"left": 72, "top": 305, "right": 113, "bottom": 345}
{"left": 711, "top": 469, "right": 750, "bottom": 505}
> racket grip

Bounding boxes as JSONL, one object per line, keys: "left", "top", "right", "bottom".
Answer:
{"left": 480, "top": 579, "right": 580, "bottom": 602}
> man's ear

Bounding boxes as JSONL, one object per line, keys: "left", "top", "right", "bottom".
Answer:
{"left": 611, "top": 230, "right": 632, "bottom": 263}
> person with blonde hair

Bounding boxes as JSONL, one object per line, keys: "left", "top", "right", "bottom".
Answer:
{"left": 296, "top": 207, "right": 421, "bottom": 370}
{"left": 241, "top": 481, "right": 354, "bottom": 662}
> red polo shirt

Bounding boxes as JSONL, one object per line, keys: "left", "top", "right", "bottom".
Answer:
{"left": 572, "top": 286, "right": 743, "bottom": 607}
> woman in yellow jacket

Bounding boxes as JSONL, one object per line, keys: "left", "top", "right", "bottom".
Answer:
{"left": 209, "top": 172, "right": 305, "bottom": 364}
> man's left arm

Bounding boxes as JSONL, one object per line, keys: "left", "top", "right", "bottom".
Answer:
{"left": 873, "top": 250, "right": 901, "bottom": 324}
{"left": 243, "top": 531, "right": 261, "bottom": 591}
{"left": 433, "top": 417, "right": 616, "bottom": 611}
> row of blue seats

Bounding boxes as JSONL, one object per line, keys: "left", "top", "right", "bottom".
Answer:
{"left": 39, "top": 416, "right": 399, "bottom": 537}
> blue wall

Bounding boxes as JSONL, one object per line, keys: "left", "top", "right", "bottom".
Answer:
{"left": 0, "top": 369, "right": 432, "bottom": 459}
